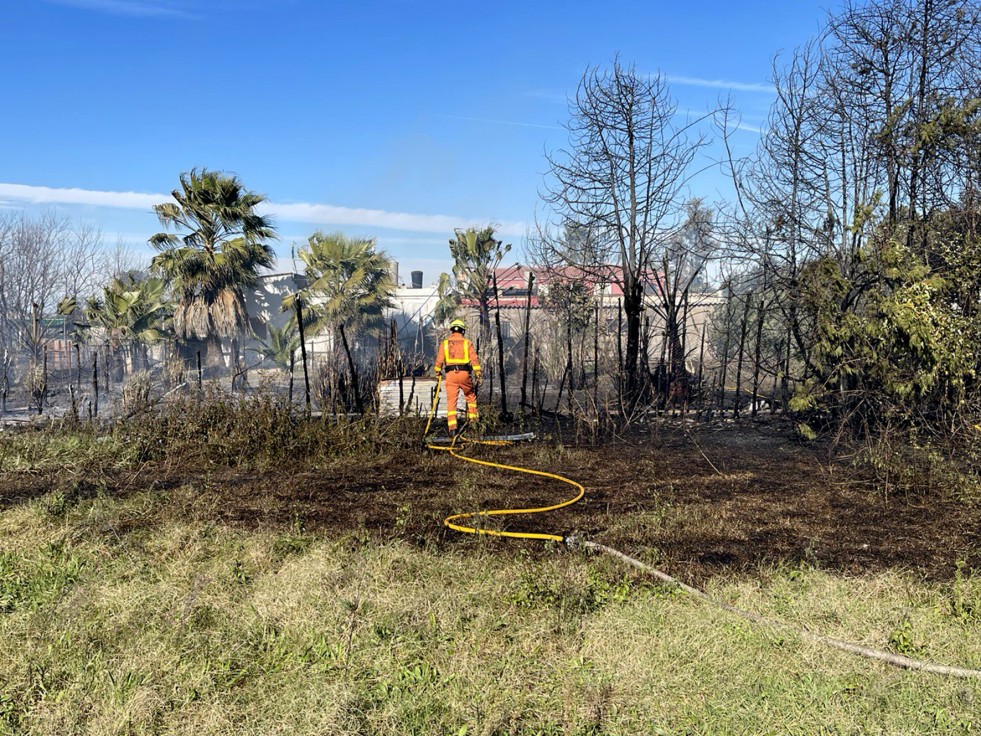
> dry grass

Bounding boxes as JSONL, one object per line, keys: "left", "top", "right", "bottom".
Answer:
{"left": 2, "top": 486, "right": 981, "bottom": 735}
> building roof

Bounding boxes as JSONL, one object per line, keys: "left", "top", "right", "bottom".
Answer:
{"left": 458, "top": 263, "right": 668, "bottom": 309}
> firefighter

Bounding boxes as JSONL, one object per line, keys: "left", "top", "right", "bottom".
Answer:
{"left": 434, "top": 318, "right": 481, "bottom": 438}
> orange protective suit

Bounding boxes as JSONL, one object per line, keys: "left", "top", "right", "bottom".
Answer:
{"left": 434, "top": 332, "right": 481, "bottom": 433}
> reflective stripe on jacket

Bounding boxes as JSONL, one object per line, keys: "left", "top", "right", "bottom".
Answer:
{"left": 443, "top": 339, "right": 469, "bottom": 365}
{"left": 435, "top": 333, "right": 481, "bottom": 371}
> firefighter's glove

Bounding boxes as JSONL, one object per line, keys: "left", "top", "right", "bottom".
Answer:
{"left": 473, "top": 369, "right": 482, "bottom": 385}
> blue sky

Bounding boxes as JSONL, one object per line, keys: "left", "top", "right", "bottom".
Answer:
{"left": 1, "top": 0, "right": 829, "bottom": 283}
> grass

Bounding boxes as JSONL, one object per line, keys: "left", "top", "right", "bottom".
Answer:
{"left": 2, "top": 486, "right": 981, "bottom": 735}
{"left": 0, "top": 392, "right": 427, "bottom": 476}
{"left": 1, "top": 402, "right": 979, "bottom": 733}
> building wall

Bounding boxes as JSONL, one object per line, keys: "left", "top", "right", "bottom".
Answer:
{"left": 241, "top": 271, "right": 726, "bottom": 373}
{"left": 457, "top": 289, "right": 725, "bottom": 374}
{"left": 241, "top": 273, "right": 445, "bottom": 368}
{"left": 385, "top": 284, "right": 441, "bottom": 358}
{"left": 243, "top": 273, "right": 298, "bottom": 340}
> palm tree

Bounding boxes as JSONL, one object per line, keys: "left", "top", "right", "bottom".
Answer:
{"left": 286, "top": 231, "right": 395, "bottom": 339}
{"left": 252, "top": 323, "right": 299, "bottom": 371}
{"left": 85, "top": 275, "right": 172, "bottom": 373}
{"left": 149, "top": 169, "right": 275, "bottom": 369}
{"left": 447, "top": 226, "right": 511, "bottom": 341}
{"left": 432, "top": 272, "right": 458, "bottom": 328}
{"left": 246, "top": 322, "right": 301, "bottom": 403}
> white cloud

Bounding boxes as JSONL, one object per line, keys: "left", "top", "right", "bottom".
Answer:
{"left": 43, "top": 0, "right": 278, "bottom": 17}
{"left": 0, "top": 182, "right": 163, "bottom": 209}
{"left": 43, "top": 0, "right": 193, "bottom": 17}
{"left": 375, "top": 235, "right": 446, "bottom": 246}
{"left": 267, "top": 201, "right": 526, "bottom": 238}
{"left": 530, "top": 76, "right": 776, "bottom": 104}
{"left": 673, "top": 108, "right": 763, "bottom": 136}
{"left": 440, "top": 114, "right": 563, "bottom": 131}
{"left": 666, "top": 75, "right": 776, "bottom": 94}
{"left": 0, "top": 182, "right": 528, "bottom": 237}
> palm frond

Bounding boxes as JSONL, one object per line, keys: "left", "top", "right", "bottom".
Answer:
{"left": 149, "top": 169, "right": 276, "bottom": 341}
{"left": 297, "top": 230, "right": 395, "bottom": 337}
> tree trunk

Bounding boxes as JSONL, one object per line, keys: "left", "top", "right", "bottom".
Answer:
{"left": 295, "top": 298, "right": 310, "bottom": 410}
{"left": 520, "top": 271, "right": 535, "bottom": 410}
{"left": 696, "top": 325, "right": 706, "bottom": 419}
{"left": 93, "top": 352, "right": 99, "bottom": 418}
{"left": 718, "top": 291, "right": 734, "bottom": 412}
{"left": 734, "top": 292, "right": 753, "bottom": 419}
{"left": 532, "top": 351, "right": 540, "bottom": 414}
{"left": 622, "top": 284, "right": 643, "bottom": 408}
{"left": 752, "top": 296, "right": 766, "bottom": 417}
{"left": 339, "top": 323, "right": 362, "bottom": 415}
{"left": 494, "top": 303, "right": 509, "bottom": 420}
{"left": 593, "top": 303, "right": 600, "bottom": 421}
{"left": 566, "top": 317, "right": 574, "bottom": 416}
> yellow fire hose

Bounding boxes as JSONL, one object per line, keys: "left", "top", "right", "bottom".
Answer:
{"left": 424, "top": 372, "right": 584, "bottom": 541}
{"left": 421, "top": 373, "right": 981, "bottom": 679}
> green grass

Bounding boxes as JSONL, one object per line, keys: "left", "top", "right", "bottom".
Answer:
{"left": 2, "top": 488, "right": 980, "bottom": 735}
{"left": 0, "top": 431, "right": 140, "bottom": 473}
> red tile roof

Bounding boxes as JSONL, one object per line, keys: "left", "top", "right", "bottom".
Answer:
{"left": 458, "top": 264, "right": 663, "bottom": 308}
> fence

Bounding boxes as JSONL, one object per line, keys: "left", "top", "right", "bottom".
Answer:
{"left": 0, "top": 290, "right": 797, "bottom": 428}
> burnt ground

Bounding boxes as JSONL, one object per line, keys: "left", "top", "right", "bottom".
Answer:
{"left": 2, "top": 420, "right": 979, "bottom": 583}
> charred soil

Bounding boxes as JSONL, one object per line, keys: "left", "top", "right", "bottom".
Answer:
{"left": 2, "top": 420, "right": 977, "bottom": 583}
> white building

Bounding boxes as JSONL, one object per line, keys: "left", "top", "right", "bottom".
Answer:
{"left": 241, "top": 266, "right": 445, "bottom": 365}
{"left": 386, "top": 268, "right": 442, "bottom": 356}
{"left": 239, "top": 263, "right": 726, "bottom": 370}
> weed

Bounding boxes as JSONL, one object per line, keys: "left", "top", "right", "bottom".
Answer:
{"left": 395, "top": 503, "right": 412, "bottom": 533}
{"left": 268, "top": 513, "right": 314, "bottom": 561}
{"left": 230, "top": 559, "right": 253, "bottom": 586}
{"left": 107, "top": 669, "right": 153, "bottom": 704}
{"left": 949, "top": 561, "right": 980, "bottom": 623}
{"left": 297, "top": 633, "right": 346, "bottom": 671}
{"left": 855, "top": 429, "right": 981, "bottom": 500}
{"left": 508, "top": 566, "right": 653, "bottom": 615}
{"left": 121, "top": 371, "right": 152, "bottom": 414}
{"left": 888, "top": 617, "right": 923, "bottom": 656}
{"left": 0, "top": 541, "right": 84, "bottom": 613}
{"left": 42, "top": 491, "right": 67, "bottom": 518}
{"left": 2, "top": 531, "right": 980, "bottom": 734}
{"left": 0, "top": 429, "right": 136, "bottom": 472}
{"left": 272, "top": 532, "right": 313, "bottom": 561}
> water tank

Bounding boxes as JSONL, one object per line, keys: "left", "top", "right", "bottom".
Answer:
{"left": 411, "top": 271, "right": 423, "bottom": 289}
{"left": 389, "top": 261, "right": 399, "bottom": 287}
